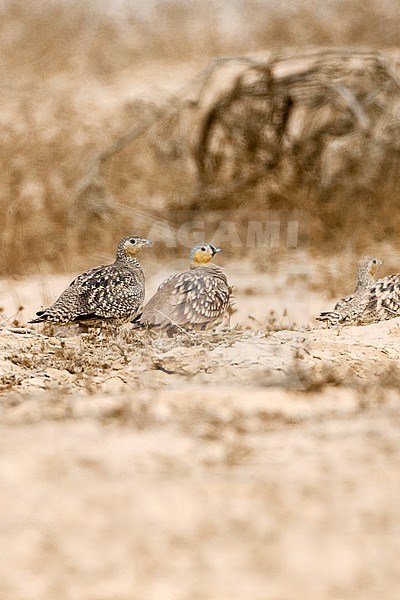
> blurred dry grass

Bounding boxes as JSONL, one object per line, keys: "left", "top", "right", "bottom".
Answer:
{"left": 2, "top": 0, "right": 400, "bottom": 275}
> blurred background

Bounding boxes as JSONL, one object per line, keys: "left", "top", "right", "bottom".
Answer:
{"left": 1, "top": 0, "right": 400, "bottom": 278}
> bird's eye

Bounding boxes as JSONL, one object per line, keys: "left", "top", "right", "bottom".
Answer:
{"left": 200, "top": 246, "right": 207, "bottom": 252}
{"left": 372, "top": 259, "right": 377, "bottom": 264}
{"left": 130, "top": 238, "right": 137, "bottom": 245}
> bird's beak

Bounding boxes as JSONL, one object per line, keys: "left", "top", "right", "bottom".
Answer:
{"left": 213, "top": 247, "right": 222, "bottom": 255}
{"left": 142, "top": 239, "right": 152, "bottom": 246}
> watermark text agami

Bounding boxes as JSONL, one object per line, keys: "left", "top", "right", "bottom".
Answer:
{"left": 146, "top": 211, "right": 304, "bottom": 251}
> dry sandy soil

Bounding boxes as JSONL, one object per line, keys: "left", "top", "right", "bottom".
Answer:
{"left": 1, "top": 258, "right": 400, "bottom": 600}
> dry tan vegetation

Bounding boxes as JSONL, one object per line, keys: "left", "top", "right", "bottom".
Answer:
{"left": 2, "top": 1, "right": 400, "bottom": 598}
{"left": 1, "top": 0, "right": 400, "bottom": 274}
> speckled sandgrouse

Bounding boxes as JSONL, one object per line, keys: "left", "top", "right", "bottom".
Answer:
{"left": 316, "top": 256, "right": 382, "bottom": 326}
{"left": 132, "top": 243, "right": 231, "bottom": 331}
{"left": 30, "top": 236, "right": 152, "bottom": 327}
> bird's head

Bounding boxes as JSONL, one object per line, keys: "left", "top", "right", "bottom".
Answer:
{"left": 189, "top": 244, "right": 221, "bottom": 267}
{"left": 118, "top": 236, "right": 152, "bottom": 259}
{"left": 361, "top": 256, "right": 383, "bottom": 277}
{"left": 357, "top": 256, "right": 382, "bottom": 288}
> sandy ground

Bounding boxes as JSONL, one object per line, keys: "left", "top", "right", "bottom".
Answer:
{"left": 1, "top": 259, "right": 400, "bottom": 600}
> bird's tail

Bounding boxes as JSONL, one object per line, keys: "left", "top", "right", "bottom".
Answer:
{"left": 315, "top": 311, "right": 343, "bottom": 326}
{"left": 29, "top": 310, "right": 50, "bottom": 324}
{"left": 130, "top": 313, "right": 146, "bottom": 329}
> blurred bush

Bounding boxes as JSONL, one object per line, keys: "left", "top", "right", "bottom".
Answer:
{"left": 1, "top": 0, "right": 400, "bottom": 274}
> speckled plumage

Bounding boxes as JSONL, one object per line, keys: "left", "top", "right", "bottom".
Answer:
{"left": 133, "top": 244, "right": 231, "bottom": 331}
{"left": 357, "top": 272, "right": 400, "bottom": 324}
{"left": 316, "top": 256, "right": 382, "bottom": 326}
{"left": 30, "top": 236, "right": 151, "bottom": 327}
